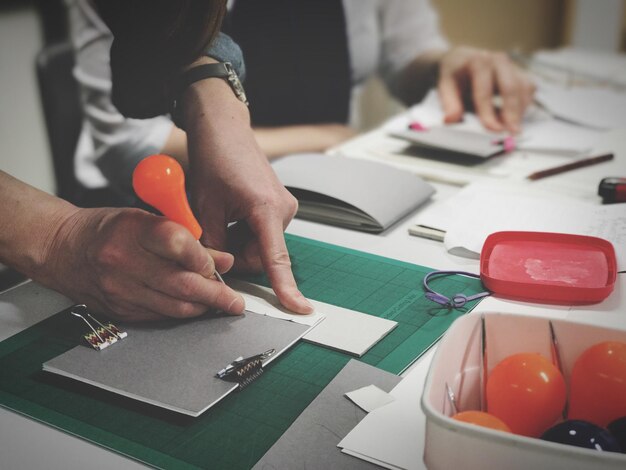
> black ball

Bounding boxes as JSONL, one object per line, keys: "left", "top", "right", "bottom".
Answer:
{"left": 607, "top": 417, "right": 626, "bottom": 453}
{"left": 541, "top": 420, "right": 622, "bottom": 453}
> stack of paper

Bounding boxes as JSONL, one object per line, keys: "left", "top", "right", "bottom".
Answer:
{"left": 43, "top": 311, "right": 313, "bottom": 417}
{"left": 43, "top": 280, "right": 398, "bottom": 416}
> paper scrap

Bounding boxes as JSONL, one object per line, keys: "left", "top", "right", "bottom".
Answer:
{"left": 338, "top": 350, "right": 436, "bottom": 470}
{"left": 345, "top": 385, "right": 395, "bottom": 413}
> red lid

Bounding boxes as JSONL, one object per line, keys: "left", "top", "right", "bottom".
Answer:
{"left": 480, "top": 231, "right": 617, "bottom": 304}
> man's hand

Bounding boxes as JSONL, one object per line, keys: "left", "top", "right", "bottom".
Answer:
{"left": 437, "top": 46, "right": 535, "bottom": 133}
{"left": 181, "top": 76, "right": 313, "bottom": 315}
{"left": 44, "top": 207, "right": 245, "bottom": 321}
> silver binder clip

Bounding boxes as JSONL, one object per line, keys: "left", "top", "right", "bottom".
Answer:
{"left": 216, "top": 349, "right": 275, "bottom": 390}
{"left": 70, "top": 304, "right": 127, "bottom": 350}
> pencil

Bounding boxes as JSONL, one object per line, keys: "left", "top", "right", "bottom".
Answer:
{"left": 527, "top": 153, "right": 614, "bottom": 181}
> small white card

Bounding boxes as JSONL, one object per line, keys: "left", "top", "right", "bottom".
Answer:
{"left": 230, "top": 279, "right": 397, "bottom": 356}
{"left": 345, "top": 385, "right": 395, "bottom": 413}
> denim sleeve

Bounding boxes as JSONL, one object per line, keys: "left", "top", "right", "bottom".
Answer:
{"left": 205, "top": 32, "right": 246, "bottom": 81}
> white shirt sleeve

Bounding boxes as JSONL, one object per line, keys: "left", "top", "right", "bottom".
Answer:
{"left": 67, "top": 0, "right": 174, "bottom": 192}
{"left": 377, "top": 0, "right": 449, "bottom": 89}
{"left": 343, "top": 0, "right": 448, "bottom": 91}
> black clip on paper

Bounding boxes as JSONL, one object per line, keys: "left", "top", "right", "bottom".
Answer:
{"left": 216, "top": 349, "right": 275, "bottom": 390}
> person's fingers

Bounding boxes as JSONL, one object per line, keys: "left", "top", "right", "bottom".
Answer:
{"left": 80, "top": 294, "right": 165, "bottom": 323}
{"left": 469, "top": 56, "right": 502, "bottom": 132}
{"left": 114, "top": 284, "right": 211, "bottom": 319}
{"left": 248, "top": 213, "right": 313, "bottom": 314}
{"left": 493, "top": 53, "right": 522, "bottom": 133}
{"left": 197, "top": 202, "right": 228, "bottom": 253}
{"left": 438, "top": 73, "right": 464, "bottom": 124}
{"left": 138, "top": 217, "right": 209, "bottom": 266}
{"left": 227, "top": 221, "right": 264, "bottom": 272}
{"left": 206, "top": 247, "right": 235, "bottom": 276}
{"left": 135, "top": 258, "right": 244, "bottom": 315}
{"left": 521, "top": 78, "right": 537, "bottom": 112}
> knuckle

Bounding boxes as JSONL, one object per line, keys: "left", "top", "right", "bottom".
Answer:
{"left": 93, "top": 242, "right": 124, "bottom": 268}
{"left": 172, "top": 301, "right": 200, "bottom": 318}
{"left": 499, "top": 79, "right": 516, "bottom": 96}
{"left": 286, "top": 194, "right": 299, "bottom": 218}
{"left": 271, "top": 250, "right": 292, "bottom": 268}
{"left": 177, "top": 273, "right": 199, "bottom": 298}
{"left": 163, "top": 226, "right": 189, "bottom": 255}
{"left": 98, "top": 275, "right": 121, "bottom": 299}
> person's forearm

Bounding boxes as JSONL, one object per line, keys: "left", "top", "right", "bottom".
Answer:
{"left": 161, "top": 126, "right": 190, "bottom": 169}
{"left": 0, "top": 171, "right": 78, "bottom": 280}
{"left": 253, "top": 124, "right": 356, "bottom": 159}
{"left": 393, "top": 49, "right": 447, "bottom": 106}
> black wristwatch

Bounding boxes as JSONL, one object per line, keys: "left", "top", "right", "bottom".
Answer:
{"left": 172, "top": 62, "right": 248, "bottom": 127}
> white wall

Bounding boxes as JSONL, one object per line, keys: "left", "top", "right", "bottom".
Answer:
{"left": 571, "top": 0, "right": 625, "bottom": 51}
{"left": 0, "top": 5, "right": 55, "bottom": 194}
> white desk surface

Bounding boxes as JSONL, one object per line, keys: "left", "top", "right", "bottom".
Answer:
{"left": 1, "top": 127, "right": 625, "bottom": 469}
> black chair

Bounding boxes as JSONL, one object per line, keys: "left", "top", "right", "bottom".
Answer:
{"left": 36, "top": 41, "right": 83, "bottom": 203}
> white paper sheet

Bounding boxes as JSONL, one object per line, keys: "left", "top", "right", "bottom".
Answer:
{"left": 230, "top": 279, "right": 398, "bottom": 356}
{"left": 345, "top": 385, "right": 395, "bottom": 413}
{"left": 536, "top": 84, "right": 626, "bottom": 130}
{"left": 440, "top": 184, "right": 626, "bottom": 268}
{"left": 532, "top": 47, "right": 626, "bottom": 87}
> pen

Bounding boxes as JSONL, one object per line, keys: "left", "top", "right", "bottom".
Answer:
{"left": 527, "top": 153, "right": 614, "bottom": 181}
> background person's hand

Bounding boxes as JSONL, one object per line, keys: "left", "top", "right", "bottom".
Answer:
{"left": 181, "top": 77, "right": 313, "bottom": 315}
{"left": 43, "top": 207, "right": 245, "bottom": 322}
{"left": 437, "top": 46, "right": 536, "bottom": 133}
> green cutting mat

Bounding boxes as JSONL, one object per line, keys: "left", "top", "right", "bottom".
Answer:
{"left": 0, "top": 234, "right": 483, "bottom": 469}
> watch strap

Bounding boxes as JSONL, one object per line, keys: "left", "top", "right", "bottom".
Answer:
{"left": 171, "top": 62, "right": 248, "bottom": 129}
{"left": 174, "top": 62, "right": 248, "bottom": 105}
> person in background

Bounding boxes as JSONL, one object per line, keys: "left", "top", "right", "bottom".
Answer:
{"left": 0, "top": 0, "right": 313, "bottom": 324}
{"left": 67, "top": 0, "right": 535, "bottom": 204}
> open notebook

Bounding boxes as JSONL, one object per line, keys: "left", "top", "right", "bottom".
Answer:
{"left": 272, "top": 153, "right": 434, "bottom": 233}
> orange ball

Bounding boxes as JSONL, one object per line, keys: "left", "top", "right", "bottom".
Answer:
{"left": 486, "top": 353, "right": 566, "bottom": 437}
{"left": 569, "top": 341, "right": 626, "bottom": 428}
{"left": 452, "top": 410, "right": 511, "bottom": 433}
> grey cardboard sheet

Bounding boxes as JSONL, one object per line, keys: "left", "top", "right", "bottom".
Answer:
{"left": 391, "top": 127, "right": 502, "bottom": 159}
{"left": 43, "top": 311, "right": 311, "bottom": 417}
{"left": 253, "top": 359, "right": 401, "bottom": 470}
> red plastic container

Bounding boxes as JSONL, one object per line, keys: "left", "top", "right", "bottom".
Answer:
{"left": 480, "top": 231, "right": 617, "bottom": 304}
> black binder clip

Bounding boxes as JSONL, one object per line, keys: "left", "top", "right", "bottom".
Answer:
{"left": 70, "top": 304, "right": 128, "bottom": 350}
{"left": 216, "top": 349, "right": 275, "bottom": 390}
